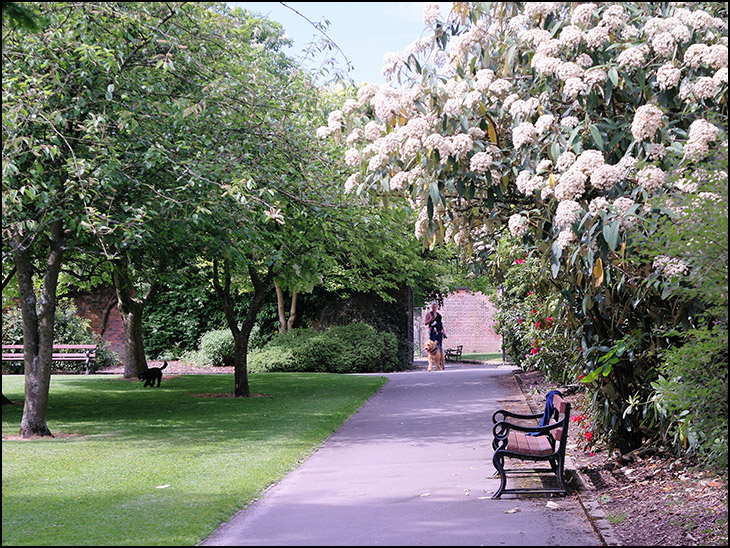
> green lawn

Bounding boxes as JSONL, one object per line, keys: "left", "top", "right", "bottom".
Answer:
{"left": 462, "top": 352, "right": 503, "bottom": 362}
{"left": 2, "top": 373, "right": 387, "bottom": 546}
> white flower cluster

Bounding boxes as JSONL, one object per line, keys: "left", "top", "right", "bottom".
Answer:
{"left": 656, "top": 64, "right": 682, "bottom": 90}
{"left": 556, "top": 229, "right": 576, "bottom": 249}
{"left": 589, "top": 197, "right": 610, "bottom": 216}
{"left": 423, "top": 3, "right": 442, "bottom": 26}
{"left": 554, "top": 169, "right": 586, "bottom": 201}
{"left": 512, "top": 122, "right": 536, "bottom": 148}
{"left": 637, "top": 165, "right": 667, "bottom": 193}
{"left": 617, "top": 46, "right": 648, "bottom": 68}
{"left": 631, "top": 104, "right": 664, "bottom": 142}
{"left": 571, "top": 3, "right": 597, "bottom": 27}
{"left": 508, "top": 214, "right": 529, "bottom": 237}
{"left": 590, "top": 164, "right": 622, "bottom": 190}
{"left": 554, "top": 200, "right": 583, "bottom": 230}
{"left": 684, "top": 43, "right": 728, "bottom": 70}
{"left": 469, "top": 151, "right": 492, "bottom": 173}
{"left": 556, "top": 150, "right": 576, "bottom": 172}
{"left": 612, "top": 196, "right": 637, "bottom": 229}
{"left": 684, "top": 119, "right": 720, "bottom": 161}
{"left": 653, "top": 256, "right": 689, "bottom": 278}
{"left": 516, "top": 170, "right": 545, "bottom": 195}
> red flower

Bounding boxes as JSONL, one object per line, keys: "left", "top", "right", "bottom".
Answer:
{"left": 585, "top": 431, "right": 593, "bottom": 442}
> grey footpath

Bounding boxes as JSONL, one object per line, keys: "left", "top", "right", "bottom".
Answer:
{"left": 201, "top": 363, "right": 606, "bottom": 546}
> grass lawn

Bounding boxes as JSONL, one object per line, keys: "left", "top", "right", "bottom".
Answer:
{"left": 462, "top": 352, "right": 503, "bottom": 362}
{"left": 2, "top": 373, "right": 387, "bottom": 546}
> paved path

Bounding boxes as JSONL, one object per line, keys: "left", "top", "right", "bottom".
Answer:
{"left": 201, "top": 363, "right": 601, "bottom": 546}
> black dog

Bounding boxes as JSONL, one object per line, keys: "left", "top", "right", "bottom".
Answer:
{"left": 139, "top": 361, "right": 167, "bottom": 387}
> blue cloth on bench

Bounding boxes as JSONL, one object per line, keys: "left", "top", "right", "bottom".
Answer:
{"left": 528, "top": 390, "right": 563, "bottom": 436}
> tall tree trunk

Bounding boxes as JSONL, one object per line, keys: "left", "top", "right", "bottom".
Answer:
{"left": 14, "top": 220, "right": 65, "bottom": 438}
{"left": 213, "top": 259, "right": 276, "bottom": 397}
{"left": 112, "top": 257, "right": 158, "bottom": 378}
{"left": 274, "top": 281, "right": 298, "bottom": 333}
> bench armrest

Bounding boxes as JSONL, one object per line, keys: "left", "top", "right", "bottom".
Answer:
{"left": 492, "top": 409, "right": 543, "bottom": 423}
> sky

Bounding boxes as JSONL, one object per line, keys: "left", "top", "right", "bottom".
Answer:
{"left": 228, "top": 2, "right": 449, "bottom": 85}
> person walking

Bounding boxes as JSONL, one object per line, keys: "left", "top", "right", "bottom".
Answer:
{"left": 424, "top": 302, "right": 445, "bottom": 349}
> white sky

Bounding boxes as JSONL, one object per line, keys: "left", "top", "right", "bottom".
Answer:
{"left": 229, "top": 2, "right": 451, "bottom": 84}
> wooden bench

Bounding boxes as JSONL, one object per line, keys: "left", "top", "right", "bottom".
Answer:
{"left": 444, "top": 344, "right": 463, "bottom": 362}
{"left": 2, "top": 344, "right": 97, "bottom": 374}
{"left": 491, "top": 391, "right": 571, "bottom": 498}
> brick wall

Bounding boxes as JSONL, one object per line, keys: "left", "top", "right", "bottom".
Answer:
{"left": 415, "top": 288, "right": 501, "bottom": 357}
{"left": 72, "top": 287, "right": 126, "bottom": 361}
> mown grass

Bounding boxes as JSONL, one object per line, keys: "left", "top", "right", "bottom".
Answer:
{"left": 462, "top": 352, "right": 503, "bottom": 362}
{"left": 1, "top": 373, "right": 387, "bottom": 546}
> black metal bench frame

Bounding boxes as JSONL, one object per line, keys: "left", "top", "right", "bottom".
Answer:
{"left": 444, "top": 344, "right": 463, "bottom": 362}
{"left": 2, "top": 344, "right": 98, "bottom": 375}
{"left": 491, "top": 394, "right": 571, "bottom": 498}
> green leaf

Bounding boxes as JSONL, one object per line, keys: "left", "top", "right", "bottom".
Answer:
{"left": 603, "top": 221, "right": 620, "bottom": 252}
{"left": 589, "top": 125, "right": 604, "bottom": 150}
{"left": 608, "top": 67, "right": 619, "bottom": 86}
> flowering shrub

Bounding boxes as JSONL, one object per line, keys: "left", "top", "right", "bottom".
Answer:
{"left": 321, "top": 2, "right": 727, "bottom": 453}
{"left": 571, "top": 413, "right": 596, "bottom": 453}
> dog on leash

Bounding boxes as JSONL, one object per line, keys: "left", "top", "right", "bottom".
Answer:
{"left": 139, "top": 361, "right": 167, "bottom": 387}
{"left": 424, "top": 340, "right": 445, "bottom": 371}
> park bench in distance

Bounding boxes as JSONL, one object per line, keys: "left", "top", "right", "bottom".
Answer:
{"left": 491, "top": 392, "right": 571, "bottom": 498}
{"left": 2, "top": 344, "right": 97, "bottom": 375}
{"left": 444, "top": 344, "right": 463, "bottom": 362}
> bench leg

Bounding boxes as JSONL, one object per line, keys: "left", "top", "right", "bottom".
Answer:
{"left": 492, "top": 454, "right": 507, "bottom": 499}
{"left": 554, "top": 456, "right": 569, "bottom": 494}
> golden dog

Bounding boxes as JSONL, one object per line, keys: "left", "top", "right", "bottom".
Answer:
{"left": 425, "top": 340, "right": 445, "bottom": 371}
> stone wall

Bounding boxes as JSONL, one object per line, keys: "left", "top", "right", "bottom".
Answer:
{"left": 415, "top": 288, "right": 501, "bottom": 357}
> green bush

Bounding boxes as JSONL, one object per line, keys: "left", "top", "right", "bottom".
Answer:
{"left": 247, "top": 323, "right": 401, "bottom": 374}
{"left": 299, "top": 334, "right": 350, "bottom": 372}
{"left": 1, "top": 300, "right": 117, "bottom": 373}
{"left": 650, "top": 325, "right": 728, "bottom": 469}
{"left": 247, "top": 345, "right": 298, "bottom": 373}
{"left": 198, "top": 329, "right": 235, "bottom": 367}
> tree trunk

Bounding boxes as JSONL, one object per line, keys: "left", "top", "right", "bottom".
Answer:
{"left": 14, "top": 221, "right": 65, "bottom": 438}
{"left": 112, "top": 257, "right": 158, "bottom": 378}
{"left": 275, "top": 281, "right": 298, "bottom": 333}
{"left": 118, "top": 306, "right": 147, "bottom": 378}
{"left": 213, "top": 259, "right": 276, "bottom": 397}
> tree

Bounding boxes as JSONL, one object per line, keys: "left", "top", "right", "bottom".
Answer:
{"left": 322, "top": 2, "right": 727, "bottom": 452}
{"left": 1, "top": 2, "right": 297, "bottom": 433}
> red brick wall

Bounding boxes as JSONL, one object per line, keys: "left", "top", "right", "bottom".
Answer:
{"left": 415, "top": 289, "right": 502, "bottom": 356}
{"left": 72, "top": 287, "right": 126, "bottom": 361}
